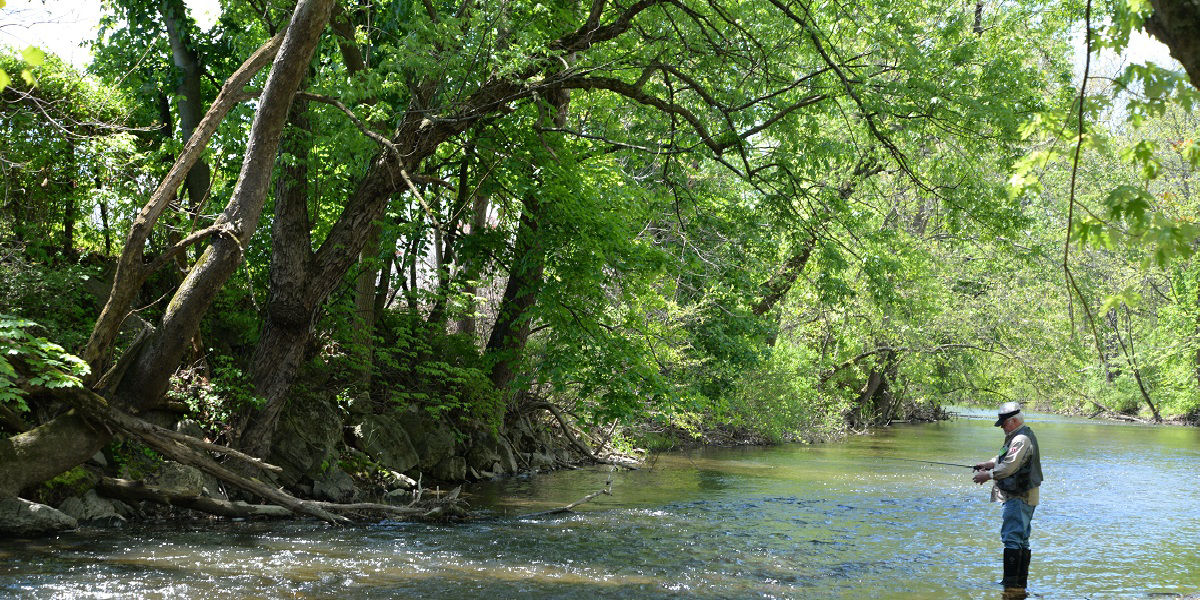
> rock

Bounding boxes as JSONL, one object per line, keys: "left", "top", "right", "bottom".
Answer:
{"left": 107, "top": 499, "right": 135, "bottom": 518}
{"left": 496, "top": 440, "right": 519, "bottom": 474}
{"left": 431, "top": 455, "right": 466, "bottom": 482}
{"left": 465, "top": 438, "right": 502, "bottom": 474}
{"left": 387, "top": 471, "right": 418, "bottom": 489}
{"left": 269, "top": 394, "right": 344, "bottom": 486}
{"left": 0, "top": 497, "right": 77, "bottom": 536}
{"left": 57, "top": 496, "right": 85, "bottom": 520}
{"left": 383, "top": 488, "right": 412, "bottom": 503}
{"left": 398, "top": 407, "right": 457, "bottom": 470}
{"left": 174, "top": 419, "right": 206, "bottom": 440}
{"left": 354, "top": 413, "right": 420, "bottom": 473}
{"left": 148, "top": 462, "right": 206, "bottom": 496}
{"left": 89, "top": 452, "right": 108, "bottom": 467}
{"left": 312, "top": 466, "right": 357, "bottom": 503}
{"left": 528, "top": 452, "right": 555, "bottom": 471}
{"left": 200, "top": 474, "right": 227, "bottom": 501}
{"left": 58, "top": 490, "right": 125, "bottom": 527}
{"left": 465, "top": 430, "right": 520, "bottom": 476}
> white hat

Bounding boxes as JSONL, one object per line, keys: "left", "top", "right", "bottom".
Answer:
{"left": 994, "top": 401, "right": 1021, "bottom": 427}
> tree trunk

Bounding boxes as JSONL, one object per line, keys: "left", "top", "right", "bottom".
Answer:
{"left": 485, "top": 195, "right": 547, "bottom": 391}
{"left": 353, "top": 222, "right": 382, "bottom": 390}
{"left": 485, "top": 82, "right": 571, "bottom": 392}
{"left": 752, "top": 234, "right": 816, "bottom": 317}
{"left": 374, "top": 225, "right": 399, "bottom": 318}
{"left": 115, "top": 0, "right": 332, "bottom": 411}
{"left": 457, "top": 194, "right": 490, "bottom": 338}
{"left": 0, "top": 412, "right": 107, "bottom": 498}
{"left": 61, "top": 142, "right": 78, "bottom": 259}
{"left": 1145, "top": 0, "right": 1200, "bottom": 89}
{"left": 99, "top": 191, "right": 112, "bottom": 255}
{"left": 161, "top": 0, "right": 212, "bottom": 215}
{"left": 242, "top": 94, "right": 316, "bottom": 456}
{"left": 82, "top": 30, "right": 287, "bottom": 377}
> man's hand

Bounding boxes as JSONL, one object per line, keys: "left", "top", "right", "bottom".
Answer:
{"left": 973, "top": 460, "right": 995, "bottom": 471}
{"left": 972, "top": 470, "right": 991, "bottom": 484}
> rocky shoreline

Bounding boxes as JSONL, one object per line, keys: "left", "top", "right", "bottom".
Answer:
{"left": 1, "top": 396, "right": 641, "bottom": 537}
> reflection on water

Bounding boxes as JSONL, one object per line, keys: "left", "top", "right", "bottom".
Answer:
{"left": 3, "top": 409, "right": 1199, "bottom": 599}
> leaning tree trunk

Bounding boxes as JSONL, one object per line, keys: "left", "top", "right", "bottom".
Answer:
{"left": 0, "top": 0, "right": 334, "bottom": 497}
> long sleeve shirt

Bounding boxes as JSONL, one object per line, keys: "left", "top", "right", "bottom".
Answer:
{"left": 988, "top": 432, "right": 1039, "bottom": 506}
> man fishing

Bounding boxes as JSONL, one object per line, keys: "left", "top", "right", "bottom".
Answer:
{"left": 971, "top": 401, "right": 1042, "bottom": 597}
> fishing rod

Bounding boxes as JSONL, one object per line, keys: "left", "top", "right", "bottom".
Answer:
{"left": 881, "top": 457, "right": 981, "bottom": 470}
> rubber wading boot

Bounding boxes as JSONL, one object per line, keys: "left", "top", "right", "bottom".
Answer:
{"left": 1018, "top": 548, "right": 1031, "bottom": 589}
{"left": 1002, "top": 548, "right": 1024, "bottom": 592}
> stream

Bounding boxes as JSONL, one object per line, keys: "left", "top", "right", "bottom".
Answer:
{"left": 2, "top": 408, "right": 1199, "bottom": 598}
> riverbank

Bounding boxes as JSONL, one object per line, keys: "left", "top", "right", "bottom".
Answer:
{"left": 1, "top": 392, "right": 940, "bottom": 536}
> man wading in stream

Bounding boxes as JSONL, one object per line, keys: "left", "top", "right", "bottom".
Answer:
{"left": 971, "top": 402, "right": 1042, "bottom": 597}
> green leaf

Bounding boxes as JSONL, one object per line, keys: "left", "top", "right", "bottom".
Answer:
{"left": 1178, "top": 139, "right": 1200, "bottom": 167}
{"left": 0, "top": 69, "right": 9, "bottom": 90}
{"left": 21, "top": 46, "right": 45, "bottom": 67}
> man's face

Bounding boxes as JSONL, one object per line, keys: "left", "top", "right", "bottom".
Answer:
{"left": 1001, "top": 417, "right": 1020, "bottom": 433}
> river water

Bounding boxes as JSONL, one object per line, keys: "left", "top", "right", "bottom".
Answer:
{"left": 2, "top": 408, "right": 1199, "bottom": 599}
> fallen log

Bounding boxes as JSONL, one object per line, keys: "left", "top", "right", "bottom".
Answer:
{"left": 98, "top": 477, "right": 464, "bottom": 521}
{"left": 97, "top": 477, "right": 292, "bottom": 519}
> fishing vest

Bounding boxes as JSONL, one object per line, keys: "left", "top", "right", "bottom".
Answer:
{"left": 994, "top": 425, "right": 1042, "bottom": 495}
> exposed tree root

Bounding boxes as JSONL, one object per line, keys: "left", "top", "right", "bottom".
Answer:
{"left": 55, "top": 386, "right": 345, "bottom": 524}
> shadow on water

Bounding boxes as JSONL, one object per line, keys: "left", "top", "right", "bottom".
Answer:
{"left": 3, "top": 410, "right": 1200, "bottom": 599}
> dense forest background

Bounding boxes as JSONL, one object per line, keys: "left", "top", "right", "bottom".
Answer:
{"left": 1, "top": 0, "right": 1198, "bottom": 519}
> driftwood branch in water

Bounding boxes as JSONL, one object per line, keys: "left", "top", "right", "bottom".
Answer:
{"left": 518, "top": 469, "right": 613, "bottom": 518}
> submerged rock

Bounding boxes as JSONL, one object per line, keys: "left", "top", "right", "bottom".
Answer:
{"left": 0, "top": 497, "right": 77, "bottom": 536}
